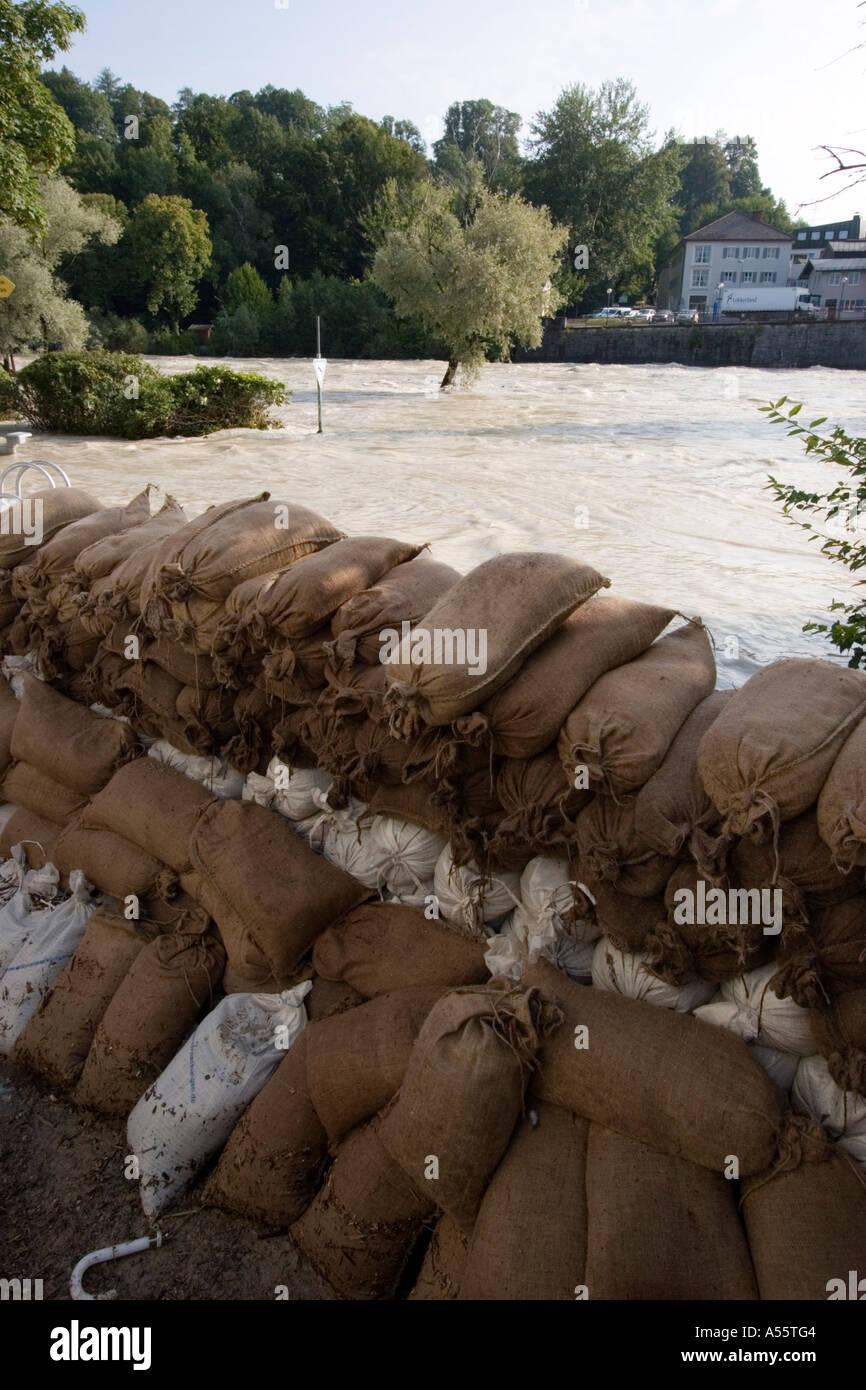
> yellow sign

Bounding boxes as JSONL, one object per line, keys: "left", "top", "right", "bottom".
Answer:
{"left": 0, "top": 277, "right": 14, "bottom": 299}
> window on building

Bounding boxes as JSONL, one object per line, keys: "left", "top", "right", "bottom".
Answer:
{"left": 849, "top": 271, "right": 861, "bottom": 285}
{"left": 691, "top": 268, "right": 709, "bottom": 288}
{"left": 762, "top": 247, "right": 781, "bottom": 258}
{"left": 693, "top": 246, "right": 711, "bottom": 263}
{"left": 797, "top": 231, "right": 807, "bottom": 240}
{"left": 721, "top": 270, "right": 737, "bottom": 283}
{"left": 722, "top": 246, "right": 740, "bottom": 259}
{"left": 829, "top": 272, "right": 842, "bottom": 285}
{"left": 742, "top": 246, "right": 760, "bottom": 259}
{"left": 839, "top": 230, "right": 849, "bottom": 239}
{"left": 760, "top": 271, "right": 777, "bottom": 283}
{"left": 741, "top": 270, "right": 757, "bottom": 283}
{"left": 811, "top": 231, "right": 821, "bottom": 240}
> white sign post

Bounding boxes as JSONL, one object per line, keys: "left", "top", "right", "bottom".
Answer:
{"left": 314, "top": 315, "right": 326, "bottom": 434}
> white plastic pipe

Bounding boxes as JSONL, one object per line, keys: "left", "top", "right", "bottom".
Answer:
{"left": 70, "top": 1232, "right": 165, "bottom": 1301}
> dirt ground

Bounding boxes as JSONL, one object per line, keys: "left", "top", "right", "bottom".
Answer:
{"left": 0, "top": 1060, "right": 336, "bottom": 1301}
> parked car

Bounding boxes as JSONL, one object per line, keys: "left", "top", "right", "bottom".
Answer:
{"left": 653, "top": 308, "right": 675, "bottom": 323}
{"left": 632, "top": 307, "right": 656, "bottom": 322}
{"left": 677, "top": 308, "right": 700, "bottom": 324}
{"left": 590, "top": 306, "right": 624, "bottom": 319}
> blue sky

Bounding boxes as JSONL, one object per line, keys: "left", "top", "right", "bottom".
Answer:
{"left": 59, "top": 0, "right": 866, "bottom": 222}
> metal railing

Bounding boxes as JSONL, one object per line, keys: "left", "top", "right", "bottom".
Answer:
{"left": 0, "top": 458, "right": 71, "bottom": 507}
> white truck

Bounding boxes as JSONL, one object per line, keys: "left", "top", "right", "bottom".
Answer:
{"left": 720, "top": 286, "right": 817, "bottom": 321}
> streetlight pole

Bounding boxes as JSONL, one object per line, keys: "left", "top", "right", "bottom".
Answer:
{"left": 606, "top": 287, "right": 613, "bottom": 309}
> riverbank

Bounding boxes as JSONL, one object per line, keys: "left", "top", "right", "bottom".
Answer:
{"left": 516, "top": 320, "right": 866, "bottom": 370}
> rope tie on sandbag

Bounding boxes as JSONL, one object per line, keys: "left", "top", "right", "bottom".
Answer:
{"left": 769, "top": 945, "right": 831, "bottom": 1010}
{"left": 643, "top": 918, "right": 699, "bottom": 985}
{"left": 827, "top": 1047, "right": 866, "bottom": 1099}
{"left": 724, "top": 786, "right": 782, "bottom": 878}
{"left": 738, "top": 1111, "right": 832, "bottom": 1209}
{"left": 384, "top": 681, "right": 426, "bottom": 742}
{"left": 153, "top": 867, "right": 181, "bottom": 902}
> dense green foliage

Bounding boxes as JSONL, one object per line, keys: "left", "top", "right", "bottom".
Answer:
{"left": 10, "top": 350, "right": 288, "bottom": 437}
{"left": 0, "top": 364, "right": 17, "bottom": 417}
{"left": 765, "top": 399, "right": 866, "bottom": 668}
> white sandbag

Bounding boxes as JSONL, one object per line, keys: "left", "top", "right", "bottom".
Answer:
{"left": 693, "top": 961, "right": 815, "bottom": 1055}
{"left": 484, "top": 904, "right": 595, "bottom": 982}
{"left": 148, "top": 739, "right": 244, "bottom": 799}
{"left": 266, "top": 755, "right": 332, "bottom": 821}
{"left": 0, "top": 870, "right": 93, "bottom": 1054}
{"left": 90, "top": 702, "right": 132, "bottom": 725}
{"left": 386, "top": 879, "right": 436, "bottom": 910}
{"left": 519, "top": 855, "right": 601, "bottom": 945}
{"left": 127, "top": 982, "right": 311, "bottom": 1217}
{"left": 747, "top": 1043, "right": 801, "bottom": 1093}
{"left": 0, "top": 803, "right": 20, "bottom": 837}
{"left": 792, "top": 1053, "right": 866, "bottom": 1171}
{"left": 2, "top": 653, "right": 39, "bottom": 699}
{"left": 0, "top": 855, "right": 61, "bottom": 977}
{"left": 591, "top": 935, "right": 717, "bottom": 1012}
{"left": 433, "top": 845, "right": 521, "bottom": 936}
{"left": 295, "top": 788, "right": 367, "bottom": 851}
{"left": 368, "top": 815, "right": 449, "bottom": 897}
{"left": 318, "top": 816, "right": 385, "bottom": 890}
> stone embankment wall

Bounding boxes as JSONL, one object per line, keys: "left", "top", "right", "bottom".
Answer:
{"left": 516, "top": 321, "right": 866, "bottom": 369}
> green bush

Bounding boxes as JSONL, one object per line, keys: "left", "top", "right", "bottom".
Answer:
{"left": 765, "top": 397, "right": 866, "bottom": 667}
{"left": 0, "top": 366, "right": 18, "bottom": 420}
{"left": 164, "top": 365, "right": 288, "bottom": 434}
{"left": 87, "top": 312, "right": 151, "bottom": 355}
{"left": 148, "top": 326, "right": 199, "bottom": 355}
{"left": 12, "top": 351, "right": 289, "bottom": 438}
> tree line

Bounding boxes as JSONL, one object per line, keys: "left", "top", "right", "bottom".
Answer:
{"left": 0, "top": 0, "right": 802, "bottom": 365}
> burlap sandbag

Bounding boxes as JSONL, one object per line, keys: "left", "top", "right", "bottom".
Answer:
{"left": 0, "top": 761, "right": 87, "bottom": 825}
{"left": 307, "top": 976, "right": 365, "bottom": 1021}
{"left": 11, "top": 673, "right": 137, "bottom": 794}
{"left": 20, "top": 488, "right": 152, "bottom": 595}
{"left": 458, "top": 1102, "right": 589, "bottom": 1301}
{"left": 384, "top": 553, "right": 610, "bottom": 736}
{"left": 140, "top": 635, "right": 218, "bottom": 690}
{"left": 408, "top": 1216, "right": 471, "bottom": 1301}
{"left": 770, "top": 898, "right": 866, "bottom": 1009}
{"left": 575, "top": 794, "right": 677, "bottom": 899}
{"left": 305, "top": 987, "right": 444, "bottom": 1145}
{"left": 0, "top": 807, "right": 62, "bottom": 869}
{"left": 457, "top": 593, "right": 677, "bottom": 761}
{"left": 54, "top": 814, "right": 179, "bottom": 902}
{"left": 318, "top": 660, "right": 389, "bottom": 726}
{"left": 85, "top": 758, "right": 216, "bottom": 872}
{"left": 204, "top": 1033, "right": 328, "bottom": 1227}
{"left": 57, "top": 618, "right": 101, "bottom": 673}
{"left": 487, "top": 749, "right": 589, "bottom": 866}
{"left": 142, "top": 493, "right": 343, "bottom": 620}
{"left": 87, "top": 525, "right": 177, "bottom": 629}
{"left": 188, "top": 797, "right": 372, "bottom": 985}
{"left": 366, "top": 779, "right": 451, "bottom": 834}
{"left": 644, "top": 862, "right": 774, "bottom": 986}
{"left": 740, "top": 1123, "right": 866, "bottom": 1299}
{"left": 591, "top": 883, "right": 666, "bottom": 953}
{"left": 254, "top": 631, "right": 331, "bottom": 703}
{"left": 818, "top": 714, "right": 866, "bottom": 869}
{"left": 12, "top": 910, "right": 155, "bottom": 1088}
{"left": 558, "top": 621, "right": 717, "bottom": 798}
{"left": 633, "top": 689, "right": 733, "bottom": 875}
{"left": 378, "top": 981, "right": 557, "bottom": 1231}
{"left": 811, "top": 989, "right": 866, "bottom": 1096}
{"left": 72, "top": 495, "right": 187, "bottom": 587}
{"left": 237, "top": 535, "right": 423, "bottom": 642}
{"left": 312, "top": 902, "right": 488, "bottom": 998}
{"left": 732, "top": 811, "right": 859, "bottom": 939}
{"left": 74, "top": 930, "right": 225, "bottom": 1116}
{"left": 0, "top": 487, "right": 102, "bottom": 570}
{"left": 0, "top": 675, "right": 17, "bottom": 780}
{"left": 699, "top": 657, "right": 866, "bottom": 842}
{"left": 525, "top": 958, "right": 787, "bottom": 1174}
{"left": 291, "top": 1115, "right": 435, "bottom": 1300}
{"left": 329, "top": 554, "right": 461, "bottom": 669}
{"left": 584, "top": 1124, "right": 758, "bottom": 1300}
